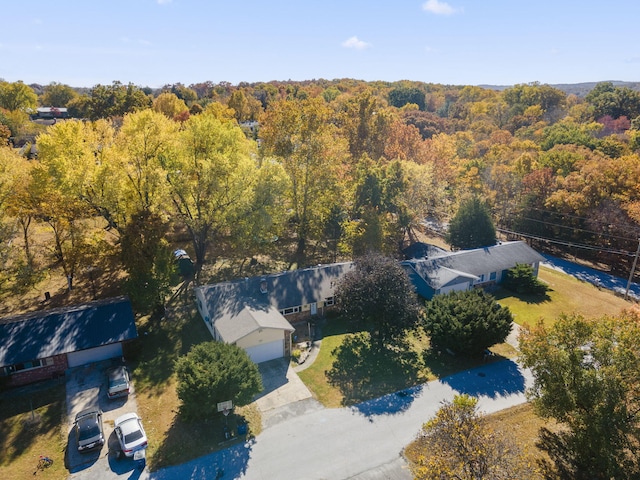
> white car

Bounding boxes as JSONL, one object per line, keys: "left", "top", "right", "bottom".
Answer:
{"left": 114, "top": 412, "right": 148, "bottom": 458}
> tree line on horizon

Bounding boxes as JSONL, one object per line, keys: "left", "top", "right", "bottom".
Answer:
{"left": 1, "top": 77, "right": 640, "bottom": 310}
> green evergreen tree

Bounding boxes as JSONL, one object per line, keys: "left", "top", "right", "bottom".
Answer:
{"left": 446, "top": 197, "right": 496, "bottom": 250}
{"left": 424, "top": 289, "right": 512, "bottom": 356}
{"left": 175, "top": 342, "right": 263, "bottom": 421}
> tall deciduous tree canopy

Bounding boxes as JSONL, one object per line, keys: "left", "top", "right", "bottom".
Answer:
{"left": 335, "top": 253, "right": 420, "bottom": 348}
{"left": 260, "top": 97, "right": 346, "bottom": 260}
{"left": 424, "top": 289, "right": 512, "bottom": 356}
{"left": 519, "top": 313, "right": 640, "bottom": 479}
{"left": 409, "top": 394, "right": 536, "bottom": 480}
{"left": 446, "top": 197, "right": 496, "bottom": 250}
{"left": 175, "top": 341, "right": 263, "bottom": 421}
{"left": 41, "top": 82, "right": 78, "bottom": 108}
{"left": 0, "top": 81, "right": 38, "bottom": 112}
{"left": 163, "top": 111, "right": 286, "bottom": 278}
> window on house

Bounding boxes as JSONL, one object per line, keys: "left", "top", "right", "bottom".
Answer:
{"left": 490, "top": 272, "right": 497, "bottom": 281}
{"left": 10, "top": 358, "right": 53, "bottom": 373}
{"left": 324, "top": 297, "right": 335, "bottom": 306}
{"left": 281, "top": 306, "right": 301, "bottom": 315}
{"left": 478, "top": 274, "right": 485, "bottom": 283}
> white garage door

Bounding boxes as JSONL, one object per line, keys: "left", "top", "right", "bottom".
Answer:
{"left": 244, "top": 340, "right": 284, "bottom": 364}
{"left": 67, "top": 343, "right": 123, "bottom": 368}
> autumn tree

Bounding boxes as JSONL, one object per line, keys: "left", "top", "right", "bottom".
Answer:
{"left": 41, "top": 82, "right": 78, "bottom": 107}
{"left": 120, "top": 210, "right": 174, "bottom": 312}
{"left": 0, "top": 80, "right": 38, "bottom": 112}
{"left": 339, "top": 90, "right": 394, "bottom": 162}
{"left": 446, "top": 197, "right": 496, "bottom": 250}
{"left": 335, "top": 253, "right": 420, "bottom": 349}
{"left": 152, "top": 92, "right": 189, "bottom": 120}
{"left": 260, "top": 97, "right": 346, "bottom": 260}
{"left": 32, "top": 120, "right": 109, "bottom": 289}
{"left": 163, "top": 111, "right": 286, "bottom": 278}
{"left": 424, "top": 289, "right": 512, "bottom": 356}
{"left": 409, "top": 394, "right": 537, "bottom": 480}
{"left": 84, "top": 81, "right": 151, "bottom": 120}
{"left": 519, "top": 313, "right": 640, "bottom": 479}
{"left": 585, "top": 81, "right": 640, "bottom": 120}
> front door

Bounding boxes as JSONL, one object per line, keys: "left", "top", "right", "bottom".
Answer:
{"left": 310, "top": 302, "right": 317, "bottom": 315}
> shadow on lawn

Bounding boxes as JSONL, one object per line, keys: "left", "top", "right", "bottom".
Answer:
{"left": 149, "top": 414, "right": 253, "bottom": 478}
{"left": 493, "top": 287, "right": 551, "bottom": 305}
{"left": 0, "top": 382, "right": 65, "bottom": 464}
{"left": 129, "top": 306, "right": 210, "bottom": 394}
{"left": 327, "top": 333, "right": 423, "bottom": 410}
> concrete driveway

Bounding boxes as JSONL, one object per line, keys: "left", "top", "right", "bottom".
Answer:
{"left": 66, "top": 360, "right": 147, "bottom": 479}
{"left": 254, "top": 358, "right": 322, "bottom": 428}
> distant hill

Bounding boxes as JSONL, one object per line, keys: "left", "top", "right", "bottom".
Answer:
{"left": 479, "top": 81, "right": 640, "bottom": 97}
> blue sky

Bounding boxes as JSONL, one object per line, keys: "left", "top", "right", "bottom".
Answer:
{"left": 2, "top": 0, "right": 639, "bottom": 88}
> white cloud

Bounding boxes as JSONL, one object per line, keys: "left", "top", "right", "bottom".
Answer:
{"left": 422, "top": 0, "right": 462, "bottom": 15}
{"left": 342, "top": 36, "right": 371, "bottom": 50}
{"left": 139, "top": 39, "right": 152, "bottom": 46}
{"left": 157, "top": 0, "right": 172, "bottom": 4}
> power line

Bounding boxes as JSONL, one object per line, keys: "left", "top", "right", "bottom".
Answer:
{"left": 516, "top": 217, "right": 639, "bottom": 243}
{"left": 497, "top": 228, "right": 637, "bottom": 257}
{"left": 526, "top": 207, "right": 640, "bottom": 234}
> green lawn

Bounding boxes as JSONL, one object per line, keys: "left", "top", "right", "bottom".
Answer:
{"left": 131, "top": 304, "right": 262, "bottom": 471}
{"left": 495, "top": 266, "right": 632, "bottom": 326}
{"left": 0, "top": 382, "right": 68, "bottom": 480}
{"left": 298, "top": 319, "right": 517, "bottom": 408}
{"left": 299, "top": 266, "right": 634, "bottom": 408}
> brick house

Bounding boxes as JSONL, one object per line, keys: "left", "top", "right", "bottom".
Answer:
{"left": 0, "top": 297, "right": 137, "bottom": 387}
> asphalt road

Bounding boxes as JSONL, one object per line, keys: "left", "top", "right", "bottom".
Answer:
{"left": 541, "top": 254, "right": 640, "bottom": 300}
{"left": 148, "top": 360, "right": 533, "bottom": 480}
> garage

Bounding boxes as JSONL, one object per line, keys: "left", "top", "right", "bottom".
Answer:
{"left": 67, "top": 343, "right": 123, "bottom": 368}
{"left": 244, "top": 340, "right": 285, "bottom": 364}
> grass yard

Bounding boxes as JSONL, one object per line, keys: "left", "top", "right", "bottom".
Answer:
{"left": 130, "top": 303, "right": 262, "bottom": 471}
{"left": 299, "top": 265, "right": 634, "bottom": 408}
{"left": 404, "top": 402, "right": 560, "bottom": 479}
{"left": 495, "top": 266, "right": 632, "bottom": 326}
{"left": 0, "top": 382, "right": 67, "bottom": 480}
{"left": 298, "top": 319, "right": 518, "bottom": 408}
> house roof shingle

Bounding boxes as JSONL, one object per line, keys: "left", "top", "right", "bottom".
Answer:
{"left": 0, "top": 296, "right": 137, "bottom": 366}
{"left": 196, "top": 263, "right": 354, "bottom": 341}
{"left": 403, "top": 241, "right": 545, "bottom": 290}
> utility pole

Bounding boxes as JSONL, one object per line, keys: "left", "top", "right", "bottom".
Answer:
{"left": 624, "top": 239, "right": 640, "bottom": 300}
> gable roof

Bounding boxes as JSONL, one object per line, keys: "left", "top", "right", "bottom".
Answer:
{"left": 197, "top": 263, "right": 353, "bottom": 344}
{"left": 215, "top": 305, "right": 294, "bottom": 344}
{"left": 403, "top": 241, "right": 545, "bottom": 290}
{"left": 0, "top": 297, "right": 137, "bottom": 366}
{"left": 196, "top": 262, "right": 354, "bottom": 326}
{"left": 402, "top": 242, "right": 447, "bottom": 259}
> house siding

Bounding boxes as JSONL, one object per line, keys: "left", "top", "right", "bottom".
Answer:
{"left": 2, "top": 354, "right": 67, "bottom": 387}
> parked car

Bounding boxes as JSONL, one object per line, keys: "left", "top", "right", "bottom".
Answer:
{"left": 74, "top": 408, "right": 105, "bottom": 453}
{"left": 114, "top": 413, "right": 148, "bottom": 457}
{"left": 107, "top": 365, "right": 130, "bottom": 399}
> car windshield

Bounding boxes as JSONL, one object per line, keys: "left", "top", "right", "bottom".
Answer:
{"left": 78, "top": 419, "right": 100, "bottom": 440}
{"left": 110, "top": 377, "right": 126, "bottom": 388}
{"left": 124, "top": 430, "right": 143, "bottom": 443}
{"left": 109, "top": 369, "right": 127, "bottom": 388}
